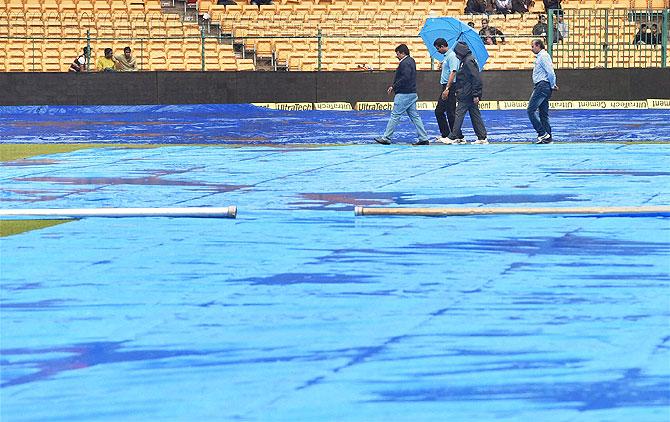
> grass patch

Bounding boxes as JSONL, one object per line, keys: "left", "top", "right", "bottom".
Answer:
{"left": 0, "top": 219, "right": 73, "bottom": 237}
{"left": 0, "top": 144, "right": 159, "bottom": 162}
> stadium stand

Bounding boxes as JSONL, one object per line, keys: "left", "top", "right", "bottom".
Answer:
{"left": 0, "top": 0, "right": 668, "bottom": 71}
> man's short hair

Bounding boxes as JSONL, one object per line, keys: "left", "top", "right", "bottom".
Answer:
{"left": 533, "top": 39, "right": 546, "bottom": 50}
{"left": 539, "top": 15, "right": 546, "bottom": 20}
{"left": 104, "top": 48, "right": 113, "bottom": 55}
{"left": 433, "top": 38, "right": 448, "bottom": 48}
{"left": 124, "top": 46, "right": 131, "bottom": 53}
{"left": 395, "top": 44, "right": 410, "bottom": 56}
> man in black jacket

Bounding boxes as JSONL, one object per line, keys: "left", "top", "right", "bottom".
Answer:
{"left": 465, "top": 0, "right": 486, "bottom": 14}
{"left": 543, "top": 0, "right": 561, "bottom": 15}
{"left": 479, "top": 18, "right": 505, "bottom": 45}
{"left": 533, "top": 15, "right": 548, "bottom": 37}
{"left": 446, "top": 42, "right": 488, "bottom": 144}
{"left": 375, "top": 44, "right": 430, "bottom": 145}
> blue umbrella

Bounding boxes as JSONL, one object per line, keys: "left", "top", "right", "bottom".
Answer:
{"left": 419, "top": 17, "right": 489, "bottom": 71}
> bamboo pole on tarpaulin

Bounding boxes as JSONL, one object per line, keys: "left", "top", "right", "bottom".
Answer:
{"left": 0, "top": 206, "right": 237, "bottom": 219}
{"left": 354, "top": 206, "right": 670, "bottom": 217}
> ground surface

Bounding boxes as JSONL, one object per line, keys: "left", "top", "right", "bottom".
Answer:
{"left": 1, "top": 106, "right": 669, "bottom": 421}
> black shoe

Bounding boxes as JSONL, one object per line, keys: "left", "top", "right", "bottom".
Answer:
{"left": 412, "top": 140, "right": 430, "bottom": 146}
{"left": 536, "top": 136, "right": 553, "bottom": 144}
{"left": 375, "top": 137, "right": 391, "bottom": 145}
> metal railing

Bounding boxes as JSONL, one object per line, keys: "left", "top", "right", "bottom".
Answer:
{"left": 548, "top": 8, "right": 668, "bottom": 68}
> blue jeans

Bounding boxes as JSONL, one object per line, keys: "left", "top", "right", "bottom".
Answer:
{"left": 527, "top": 81, "right": 552, "bottom": 137}
{"left": 382, "top": 93, "right": 429, "bottom": 141}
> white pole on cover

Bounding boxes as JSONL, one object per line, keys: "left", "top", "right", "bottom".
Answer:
{"left": 0, "top": 206, "right": 237, "bottom": 218}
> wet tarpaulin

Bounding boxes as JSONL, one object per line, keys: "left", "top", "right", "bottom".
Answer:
{"left": 1, "top": 109, "right": 670, "bottom": 421}
{"left": 0, "top": 104, "right": 669, "bottom": 144}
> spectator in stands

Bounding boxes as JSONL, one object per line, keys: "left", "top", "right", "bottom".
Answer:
{"left": 446, "top": 42, "right": 488, "bottom": 145}
{"left": 465, "top": 0, "right": 486, "bottom": 14}
{"left": 512, "top": 0, "right": 532, "bottom": 14}
{"left": 495, "top": 0, "right": 513, "bottom": 14}
{"left": 468, "top": 21, "right": 476, "bottom": 28}
{"left": 533, "top": 15, "right": 548, "bottom": 37}
{"left": 97, "top": 48, "right": 116, "bottom": 72}
{"left": 650, "top": 23, "right": 660, "bottom": 45}
{"left": 528, "top": 39, "right": 557, "bottom": 144}
{"left": 115, "top": 47, "right": 137, "bottom": 71}
{"left": 250, "top": 0, "right": 272, "bottom": 5}
{"left": 552, "top": 20, "right": 563, "bottom": 43}
{"left": 201, "top": 12, "right": 212, "bottom": 32}
{"left": 634, "top": 23, "right": 648, "bottom": 44}
{"left": 433, "top": 38, "right": 459, "bottom": 143}
{"left": 479, "top": 18, "right": 505, "bottom": 45}
{"left": 374, "top": 44, "right": 430, "bottom": 146}
{"left": 557, "top": 14, "right": 568, "bottom": 40}
{"left": 543, "top": 0, "right": 561, "bottom": 15}
{"left": 69, "top": 47, "right": 90, "bottom": 72}
{"left": 216, "top": 0, "right": 236, "bottom": 5}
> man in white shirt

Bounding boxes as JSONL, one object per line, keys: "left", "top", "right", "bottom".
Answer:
{"left": 495, "top": 0, "right": 513, "bottom": 14}
{"left": 557, "top": 14, "right": 568, "bottom": 40}
{"left": 528, "top": 39, "right": 558, "bottom": 144}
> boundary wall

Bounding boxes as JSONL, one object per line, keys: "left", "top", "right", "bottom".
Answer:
{"left": 257, "top": 99, "right": 670, "bottom": 110}
{"left": 0, "top": 68, "right": 668, "bottom": 106}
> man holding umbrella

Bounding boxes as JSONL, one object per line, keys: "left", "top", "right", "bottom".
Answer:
{"left": 433, "top": 38, "right": 459, "bottom": 144}
{"left": 419, "top": 17, "right": 490, "bottom": 144}
{"left": 446, "top": 41, "right": 488, "bottom": 144}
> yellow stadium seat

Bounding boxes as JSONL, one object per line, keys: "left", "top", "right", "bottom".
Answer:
{"left": 166, "top": 19, "right": 184, "bottom": 36}
{"left": 145, "top": 0, "right": 162, "bottom": 13}
{"left": 9, "top": 21, "right": 27, "bottom": 37}
{"left": 0, "top": 15, "right": 9, "bottom": 37}
{"left": 26, "top": 18, "right": 44, "bottom": 36}
{"left": 42, "top": 0, "right": 61, "bottom": 14}
{"left": 45, "top": 19, "right": 63, "bottom": 38}
{"left": 183, "top": 49, "right": 202, "bottom": 69}
{"left": 237, "top": 58, "right": 255, "bottom": 71}
{"left": 6, "top": 0, "right": 27, "bottom": 14}
{"left": 25, "top": 2, "right": 42, "bottom": 15}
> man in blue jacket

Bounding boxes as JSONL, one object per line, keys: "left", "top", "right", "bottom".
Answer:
{"left": 375, "top": 44, "right": 430, "bottom": 146}
{"left": 446, "top": 41, "right": 488, "bottom": 144}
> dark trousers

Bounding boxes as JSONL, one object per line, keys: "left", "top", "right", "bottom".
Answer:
{"left": 434, "top": 83, "right": 456, "bottom": 138}
{"left": 527, "top": 80, "right": 552, "bottom": 136}
{"left": 449, "top": 98, "right": 487, "bottom": 140}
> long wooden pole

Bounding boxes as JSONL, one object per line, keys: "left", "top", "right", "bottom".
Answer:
{"left": 0, "top": 206, "right": 237, "bottom": 219}
{"left": 354, "top": 206, "right": 670, "bottom": 216}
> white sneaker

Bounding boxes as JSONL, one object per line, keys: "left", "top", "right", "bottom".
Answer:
{"left": 472, "top": 138, "right": 489, "bottom": 144}
{"left": 440, "top": 137, "right": 459, "bottom": 144}
{"left": 454, "top": 139, "right": 469, "bottom": 144}
{"left": 535, "top": 133, "right": 551, "bottom": 144}
{"left": 435, "top": 136, "right": 451, "bottom": 144}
